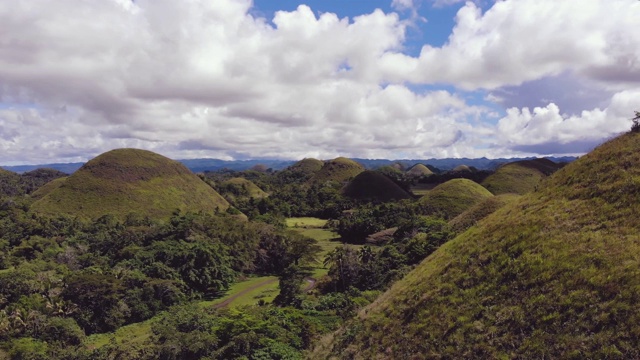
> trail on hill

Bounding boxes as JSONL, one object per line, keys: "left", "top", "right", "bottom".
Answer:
{"left": 212, "top": 278, "right": 278, "bottom": 309}
{"left": 303, "top": 277, "right": 317, "bottom": 292}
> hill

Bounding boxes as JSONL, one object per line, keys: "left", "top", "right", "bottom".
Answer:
{"left": 307, "top": 157, "right": 364, "bottom": 186}
{"left": 418, "top": 178, "right": 493, "bottom": 219}
{"left": 0, "top": 168, "right": 22, "bottom": 197}
{"left": 448, "top": 193, "right": 520, "bottom": 233}
{"left": 342, "top": 171, "right": 412, "bottom": 202}
{"left": 312, "top": 132, "right": 640, "bottom": 359}
{"left": 481, "top": 158, "right": 563, "bottom": 195}
{"left": 30, "top": 148, "right": 230, "bottom": 220}
{"left": 406, "top": 163, "right": 434, "bottom": 177}
{"left": 219, "top": 177, "right": 268, "bottom": 203}
{"left": 289, "top": 158, "right": 324, "bottom": 174}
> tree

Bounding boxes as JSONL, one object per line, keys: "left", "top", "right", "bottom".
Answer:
{"left": 632, "top": 111, "right": 640, "bottom": 133}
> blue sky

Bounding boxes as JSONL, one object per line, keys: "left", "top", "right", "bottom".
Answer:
{"left": 0, "top": 0, "right": 638, "bottom": 165}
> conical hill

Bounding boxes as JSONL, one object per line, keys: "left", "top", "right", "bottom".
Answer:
{"left": 418, "top": 178, "right": 493, "bottom": 219}
{"left": 308, "top": 157, "right": 364, "bottom": 185}
{"left": 30, "top": 148, "right": 230, "bottom": 220}
{"left": 482, "top": 158, "right": 563, "bottom": 195}
{"left": 406, "top": 163, "right": 433, "bottom": 177}
{"left": 342, "top": 171, "right": 412, "bottom": 202}
{"left": 312, "top": 132, "right": 640, "bottom": 359}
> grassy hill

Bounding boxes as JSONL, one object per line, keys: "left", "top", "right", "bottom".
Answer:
{"left": 406, "top": 163, "right": 434, "bottom": 177}
{"left": 308, "top": 157, "right": 364, "bottom": 186}
{"left": 219, "top": 177, "right": 268, "bottom": 203}
{"left": 0, "top": 168, "right": 22, "bottom": 197}
{"left": 481, "top": 158, "right": 563, "bottom": 195}
{"left": 342, "top": 171, "right": 412, "bottom": 202}
{"left": 418, "top": 178, "right": 493, "bottom": 219}
{"left": 312, "top": 132, "right": 640, "bottom": 359}
{"left": 289, "top": 158, "right": 324, "bottom": 174}
{"left": 448, "top": 193, "right": 520, "bottom": 233}
{"left": 30, "top": 148, "right": 230, "bottom": 220}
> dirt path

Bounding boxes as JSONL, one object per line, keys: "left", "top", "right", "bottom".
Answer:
{"left": 213, "top": 278, "right": 278, "bottom": 309}
{"left": 303, "top": 277, "right": 317, "bottom": 293}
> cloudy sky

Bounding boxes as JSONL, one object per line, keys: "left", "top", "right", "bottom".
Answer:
{"left": 0, "top": 0, "right": 638, "bottom": 165}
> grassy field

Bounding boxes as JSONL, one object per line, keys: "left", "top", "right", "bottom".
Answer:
{"left": 200, "top": 275, "right": 279, "bottom": 308}
{"left": 285, "top": 217, "right": 328, "bottom": 228}
{"left": 85, "top": 316, "right": 158, "bottom": 349}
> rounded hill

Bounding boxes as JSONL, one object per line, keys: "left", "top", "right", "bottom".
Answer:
{"left": 219, "top": 177, "right": 268, "bottom": 203}
{"left": 307, "top": 157, "right": 364, "bottom": 185}
{"left": 481, "top": 158, "right": 563, "bottom": 195}
{"left": 418, "top": 178, "right": 493, "bottom": 219}
{"left": 314, "top": 132, "right": 640, "bottom": 359}
{"left": 342, "top": 171, "right": 412, "bottom": 202}
{"left": 30, "top": 148, "right": 230, "bottom": 220}
{"left": 288, "top": 158, "right": 324, "bottom": 174}
{"left": 406, "top": 163, "right": 433, "bottom": 177}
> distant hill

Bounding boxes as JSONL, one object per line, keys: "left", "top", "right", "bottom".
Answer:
{"left": 313, "top": 132, "right": 640, "bottom": 359}
{"left": 0, "top": 168, "right": 67, "bottom": 198}
{"left": 30, "top": 148, "right": 230, "bottom": 220}
{"left": 342, "top": 171, "right": 412, "bottom": 202}
{"left": 406, "top": 163, "right": 434, "bottom": 177}
{"left": 0, "top": 168, "right": 22, "bottom": 197}
{"left": 481, "top": 158, "right": 564, "bottom": 195}
{"left": 1, "top": 156, "right": 577, "bottom": 174}
{"left": 307, "top": 157, "right": 364, "bottom": 186}
{"left": 418, "top": 178, "right": 493, "bottom": 219}
{"left": 218, "top": 177, "right": 268, "bottom": 204}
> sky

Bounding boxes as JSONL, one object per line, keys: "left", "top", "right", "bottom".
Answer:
{"left": 0, "top": 0, "right": 639, "bottom": 165}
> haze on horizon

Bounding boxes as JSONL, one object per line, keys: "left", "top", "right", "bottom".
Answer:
{"left": 0, "top": 0, "right": 638, "bottom": 166}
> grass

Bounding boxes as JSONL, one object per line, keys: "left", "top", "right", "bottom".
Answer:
{"left": 418, "top": 178, "right": 493, "bottom": 219}
{"left": 85, "top": 316, "right": 158, "bottom": 349}
{"left": 410, "top": 183, "right": 436, "bottom": 196}
{"left": 481, "top": 158, "right": 562, "bottom": 195}
{"left": 30, "top": 148, "right": 230, "bottom": 220}
{"left": 313, "top": 132, "right": 640, "bottom": 359}
{"left": 286, "top": 217, "right": 329, "bottom": 228}
{"left": 449, "top": 193, "right": 520, "bottom": 233}
{"left": 199, "top": 276, "right": 279, "bottom": 308}
{"left": 307, "top": 157, "right": 364, "bottom": 185}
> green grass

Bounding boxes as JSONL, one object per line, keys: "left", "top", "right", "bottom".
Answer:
{"left": 286, "top": 217, "right": 329, "bottom": 228}
{"left": 85, "top": 316, "right": 158, "bottom": 350}
{"left": 449, "top": 193, "right": 520, "bottom": 233}
{"left": 307, "top": 157, "right": 364, "bottom": 185}
{"left": 199, "top": 276, "right": 279, "bottom": 308}
{"left": 30, "top": 148, "right": 230, "bottom": 220}
{"left": 313, "top": 132, "right": 640, "bottom": 359}
{"left": 418, "top": 178, "right": 493, "bottom": 219}
{"left": 481, "top": 158, "right": 562, "bottom": 195}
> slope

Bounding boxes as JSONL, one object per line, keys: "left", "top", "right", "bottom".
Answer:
{"left": 219, "top": 177, "right": 268, "bottom": 203}
{"left": 418, "top": 178, "right": 493, "bottom": 219}
{"left": 481, "top": 158, "right": 563, "bottom": 195}
{"left": 342, "top": 171, "right": 412, "bottom": 202}
{"left": 30, "top": 148, "right": 230, "bottom": 220}
{"left": 406, "top": 163, "right": 434, "bottom": 177}
{"left": 312, "top": 132, "right": 640, "bottom": 359}
{"left": 307, "top": 157, "right": 364, "bottom": 186}
{"left": 448, "top": 193, "right": 520, "bottom": 233}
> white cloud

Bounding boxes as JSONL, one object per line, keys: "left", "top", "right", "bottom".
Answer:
{"left": 0, "top": 0, "right": 637, "bottom": 164}
{"left": 394, "top": 0, "right": 640, "bottom": 90}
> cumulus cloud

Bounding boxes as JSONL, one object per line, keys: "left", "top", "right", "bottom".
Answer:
{"left": 0, "top": 0, "right": 637, "bottom": 164}
{"left": 389, "top": 0, "right": 640, "bottom": 90}
{"left": 496, "top": 89, "right": 639, "bottom": 155}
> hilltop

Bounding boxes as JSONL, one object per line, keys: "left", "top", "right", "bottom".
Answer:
{"left": 406, "top": 163, "right": 434, "bottom": 177}
{"left": 30, "top": 148, "right": 230, "bottom": 220}
{"left": 481, "top": 158, "right": 564, "bottom": 195}
{"left": 342, "top": 171, "right": 412, "bottom": 202}
{"left": 418, "top": 178, "right": 493, "bottom": 219}
{"left": 218, "top": 177, "right": 268, "bottom": 204}
{"left": 312, "top": 132, "right": 640, "bottom": 359}
{"left": 307, "top": 157, "right": 364, "bottom": 185}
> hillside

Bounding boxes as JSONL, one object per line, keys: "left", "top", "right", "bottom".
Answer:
{"left": 0, "top": 168, "right": 22, "bottom": 197}
{"left": 312, "top": 132, "right": 640, "bottom": 359}
{"left": 342, "top": 171, "right": 412, "bottom": 202}
{"left": 418, "top": 178, "right": 493, "bottom": 219}
{"left": 481, "top": 158, "right": 563, "bottom": 195}
{"left": 406, "top": 163, "right": 434, "bottom": 177}
{"left": 448, "top": 193, "right": 520, "bottom": 233}
{"left": 219, "top": 177, "right": 268, "bottom": 203}
{"left": 30, "top": 148, "right": 230, "bottom": 220}
{"left": 307, "top": 157, "right": 364, "bottom": 185}
{"left": 289, "top": 158, "right": 324, "bottom": 174}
